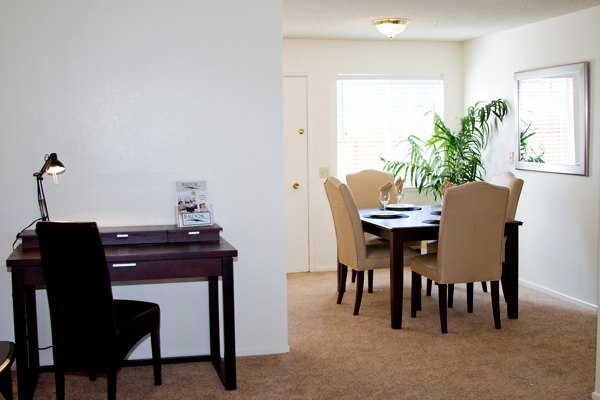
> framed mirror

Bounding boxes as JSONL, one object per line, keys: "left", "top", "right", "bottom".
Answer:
{"left": 515, "top": 62, "right": 589, "bottom": 175}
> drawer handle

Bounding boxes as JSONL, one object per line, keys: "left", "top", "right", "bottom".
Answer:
{"left": 113, "top": 263, "right": 136, "bottom": 268}
{"left": 116, "top": 234, "right": 129, "bottom": 238}
{"left": 188, "top": 231, "right": 200, "bottom": 236}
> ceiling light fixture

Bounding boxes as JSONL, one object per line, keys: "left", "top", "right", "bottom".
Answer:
{"left": 373, "top": 18, "right": 410, "bottom": 41}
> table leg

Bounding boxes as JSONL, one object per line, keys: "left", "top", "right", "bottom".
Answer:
{"left": 389, "top": 235, "right": 404, "bottom": 329}
{"left": 503, "top": 224, "right": 519, "bottom": 319}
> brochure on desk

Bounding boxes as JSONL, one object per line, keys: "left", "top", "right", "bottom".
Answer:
{"left": 176, "top": 180, "right": 213, "bottom": 227}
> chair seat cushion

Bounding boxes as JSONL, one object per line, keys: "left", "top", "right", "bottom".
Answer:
{"left": 410, "top": 253, "right": 441, "bottom": 282}
{"left": 115, "top": 300, "right": 160, "bottom": 359}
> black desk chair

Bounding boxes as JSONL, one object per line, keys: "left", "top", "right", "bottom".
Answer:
{"left": 36, "top": 221, "right": 162, "bottom": 400}
{"left": 0, "top": 341, "right": 15, "bottom": 400}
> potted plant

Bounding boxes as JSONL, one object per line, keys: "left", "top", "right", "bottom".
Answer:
{"left": 381, "top": 99, "right": 509, "bottom": 200}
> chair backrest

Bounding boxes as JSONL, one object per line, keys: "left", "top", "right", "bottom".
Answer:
{"left": 324, "top": 177, "right": 367, "bottom": 268}
{"left": 489, "top": 171, "right": 524, "bottom": 220}
{"left": 346, "top": 169, "right": 395, "bottom": 208}
{"left": 36, "top": 221, "right": 118, "bottom": 370}
{"left": 437, "top": 182, "right": 509, "bottom": 284}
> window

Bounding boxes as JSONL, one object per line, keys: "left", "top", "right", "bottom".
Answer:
{"left": 518, "top": 76, "right": 575, "bottom": 164}
{"left": 336, "top": 76, "right": 444, "bottom": 179}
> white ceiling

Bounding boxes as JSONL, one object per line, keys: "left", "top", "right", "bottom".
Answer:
{"left": 283, "top": 0, "right": 600, "bottom": 41}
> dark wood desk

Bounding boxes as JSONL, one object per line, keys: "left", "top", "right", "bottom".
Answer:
{"left": 6, "top": 224, "right": 238, "bottom": 400}
{"left": 360, "top": 205, "right": 522, "bottom": 329}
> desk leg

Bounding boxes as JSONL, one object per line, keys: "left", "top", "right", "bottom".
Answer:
{"left": 11, "top": 270, "right": 38, "bottom": 400}
{"left": 389, "top": 235, "right": 404, "bottom": 329}
{"left": 503, "top": 225, "right": 519, "bottom": 319}
{"left": 221, "top": 257, "right": 236, "bottom": 390}
{"left": 208, "top": 258, "right": 237, "bottom": 391}
{"left": 208, "top": 276, "right": 220, "bottom": 367}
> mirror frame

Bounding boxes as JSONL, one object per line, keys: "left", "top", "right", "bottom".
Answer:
{"left": 515, "top": 62, "right": 589, "bottom": 176}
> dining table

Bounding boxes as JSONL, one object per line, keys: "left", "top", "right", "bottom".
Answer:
{"left": 360, "top": 204, "right": 523, "bottom": 329}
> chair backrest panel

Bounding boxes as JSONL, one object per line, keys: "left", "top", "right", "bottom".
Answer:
{"left": 437, "top": 182, "right": 509, "bottom": 284}
{"left": 489, "top": 171, "right": 524, "bottom": 220}
{"left": 324, "top": 177, "right": 367, "bottom": 268}
{"left": 346, "top": 169, "right": 395, "bottom": 209}
{"left": 36, "top": 221, "right": 118, "bottom": 370}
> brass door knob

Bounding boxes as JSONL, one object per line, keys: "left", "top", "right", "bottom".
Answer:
{"left": 298, "top": 128, "right": 305, "bottom": 134}
{"left": 293, "top": 182, "right": 300, "bottom": 189}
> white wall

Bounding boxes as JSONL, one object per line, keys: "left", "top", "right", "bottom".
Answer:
{"left": 0, "top": 0, "right": 289, "bottom": 362}
{"left": 464, "top": 6, "right": 600, "bottom": 308}
{"left": 462, "top": 7, "right": 600, "bottom": 398}
{"left": 283, "top": 39, "right": 464, "bottom": 270}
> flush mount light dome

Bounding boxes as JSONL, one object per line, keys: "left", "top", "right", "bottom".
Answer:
{"left": 373, "top": 18, "right": 410, "bottom": 41}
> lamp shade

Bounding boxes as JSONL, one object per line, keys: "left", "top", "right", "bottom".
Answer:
{"left": 373, "top": 18, "right": 410, "bottom": 40}
{"left": 45, "top": 156, "right": 65, "bottom": 176}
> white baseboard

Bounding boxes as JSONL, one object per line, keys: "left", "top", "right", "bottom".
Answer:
{"left": 305, "top": 265, "right": 337, "bottom": 273}
{"left": 519, "top": 279, "right": 598, "bottom": 311}
{"left": 591, "top": 391, "right": 600, "bottom": 400}
{"left": 237, "top": 343, "right": 290, "bottom": 356}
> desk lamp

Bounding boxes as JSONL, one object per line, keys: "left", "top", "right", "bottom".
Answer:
{"left": 33, "top": 153, "right": 65, "bottom": 221}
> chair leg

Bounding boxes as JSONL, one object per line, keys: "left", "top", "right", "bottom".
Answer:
{"left": 0, "top": 365, "right": 13, "bottom": 400}
{"left": 353, "top": 271, "right": 364, "bottom": 315}
{"left": 337, "top": 264, "right": 348, "bottom": 304}
{"left": 367, "top": 270, "right": 374, "bottom": 293}
{"left": 426, "top": 278, "right": 432, "bottom": 296}
{"left": 447, "top": 284, "right": 454, "bottom": 308}
{"left": 55, "top": 369, "right": 65, "bottom": 400}
{"left": 438, "top": 284, "right": 448, "bottom": 334}
{"left": 337, "top": 261, "right": 341, "bottom": 289}
{"left": 107, "top": 370, "right": 117, "bottom": 400}
{"left": 151, "top": 327, "right": 162, "bottom": 386}
{"left": 467, "top": 282, "right": 474, "bottom": 313}
{"left": 411, "top": 271, "right": 421, "bottom": 317}
{"left": 481, "top": 281, "right": 488, "bottom": 292}
{"left": 491, "top": 281, "right": 501, "bottom": 329}
{"left": 351, "top": 269, "right": 356, "bottom": 283}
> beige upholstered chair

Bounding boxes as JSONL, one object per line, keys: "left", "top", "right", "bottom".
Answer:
{"left": 346, "top": 169, "right": 397, "bottom": 208}
{"left": 426, "top": 172, "right": 524, "bottom": 296}
{"left": 489, "top": 171, "right": 523, "bottom": 221}
{"left": 346, "top": 169, "right": 397, "bottom": 286}
{"left": 410, "top": 182, "right": 509, "bottom": 333}
{"left": 324, "top": 177, "right": 418, "bottom": 315}
{"left": 347, "top": 169, "right": 423, "bottom": 253}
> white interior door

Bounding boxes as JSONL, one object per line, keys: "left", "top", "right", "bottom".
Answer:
{"left": 283, "top": 76, "right": 309, "bottom": 273}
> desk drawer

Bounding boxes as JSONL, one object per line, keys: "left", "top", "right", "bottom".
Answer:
{"left": 109, "top": 258, "right": 223, "bottom": 280}
{"left": 101, "top": 230, "right": 167, "bottom": 245}
{"left": 167, "top": 227, "right": 221, "bottom": 243}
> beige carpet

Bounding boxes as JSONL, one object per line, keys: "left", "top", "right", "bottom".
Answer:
{"left": 21, "top": 269, "right": 597, "bottom": 399}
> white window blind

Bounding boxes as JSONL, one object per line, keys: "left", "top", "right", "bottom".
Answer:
{"left": 337, "top": 76, "right": 444, "bottom": 179}
{"left": 518, "top": 77, "right": 576, "bottom": 164}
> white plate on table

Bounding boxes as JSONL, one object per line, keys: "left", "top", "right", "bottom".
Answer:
{"left": 386, "top": 203, "right": 416, "bottom": 210}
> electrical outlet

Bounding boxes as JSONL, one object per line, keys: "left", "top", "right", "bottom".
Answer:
{"left": 319, "top": 167, "right": 330, "bottom": 178}
{"left": 508, "top": 151, "right": 514, "bottom": 164}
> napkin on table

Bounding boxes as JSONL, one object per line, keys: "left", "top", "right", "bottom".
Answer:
{"left": 394, "top": 177, "right": 404, "bottom": 194}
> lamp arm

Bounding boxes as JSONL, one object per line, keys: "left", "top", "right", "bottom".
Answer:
{"left": 36, "top": 174, "right": 50, "bottom": 221}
